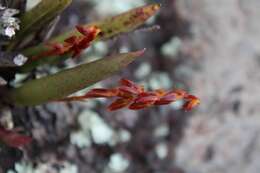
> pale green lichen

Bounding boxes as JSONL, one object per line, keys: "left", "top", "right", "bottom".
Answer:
{"left": 70, "top": 110, "right": 114, "bottom": 147}
{"left": 161, "top": 37, "right": 182, "bottom": 58}
{"left": 134, "top": 62, "right": 152, "bottom": 79}
{"left": 60, "top": 163, "right": 78, "bottom": 173}
{"left": 70, "top": 130, "right": 91, "bottom": 148}
{"left": 70, "top": 109, "right": 132, "bottom": 148}
{"left": 154, "top": 124, "right": 170, "bottom": 138}
{"left": 169, "top": 100, "right": 184, "bottom": 110}
{"left": 7, "top": 162, "right": 34, "bottom": 173}
{"left": 148, "top": 72, "right": 172, "bottom": 90}
{"left": 174, "top": 65, "right": 195, "bottom": 80}
{"left": 106, "top": 153, "right": 129, "bottom": 173}
{"left": 8, "top": 162, "right": 78, "bottom": 173}
{"left": 155, "top": 142, "right": 168, "bottom": 159}
{"left": 89, "top": 114, "right": 114, "bottom": 144}
{"left": 92, "top": 42, "right": 108, "bottom": 56}
{"left": 117, "top": 129, "right": 131, "bottom": 143}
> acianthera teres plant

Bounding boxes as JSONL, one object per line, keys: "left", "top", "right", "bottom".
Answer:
{"left": 0, "top": 1, "right": 199, "bottom": 148}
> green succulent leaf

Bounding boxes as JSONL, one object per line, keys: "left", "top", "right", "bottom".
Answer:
{"left": 21, "top": 3, "right": 160, "bottom": 71}
{"left": 20, "top": 53, "right": 71, "bottom": 72}
{"left": 54, "top": 3, "right": 161, "bottom": 42}
{"left": 9, "top": 49, "right": 145, "bottom": 106}
{"left": 8, "top": 0, "right": 72, "bottom": 50}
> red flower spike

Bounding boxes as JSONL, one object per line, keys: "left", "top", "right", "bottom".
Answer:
{"left": 47, "top": 43, "right": 69, "bottom": 54}
{"left": 0, "top": 126, "right": 32, "bottom": 148}
{"left": 129, "top": 92, "right": 159, "bottom": 110}
{"left": 76, "top": 25, "right": 88, "bottom": 35}
{"left": 84, "top": 88, "right": 119, "bottom": 98}
{"left": 33, "top": 25, "right": 101, "bottom": 61}
{"left": 134, "top": 92, "right": 158, "bottom": 103}
{"left": 134, "top": 95, "right": 159, "bottom": 104}
{"left": 182, "top": 95, "right": 200, "bottom": 111}
{"left": 129, "top": 101, "right": 154, "bottom": 110}
{"left": 32, "top": 43, "right": 67, "bottom": 60}
{"left": 108, "top": 98, "right": 133, "bottom": 111}
{"left": 77, "top": 39, "right": 90, "bottom": 50}
{"left": 155, "top": 91, "right": 177, "bottom": 105}
{"left": 71, "top": 47, "right": 82, "bottom": 57}
{"left": 64, "top": 35, "right": 79, "bottom": 44}
{"left": 69, "top": 26, "right": 100, "bottom": 57}
{"left": 154, "top": 89, "right": 167, "bottom": 96}
{"left": 76, "top": 26, "right": 100, "bottom": 49}
{"left": 75, "top": 25, "right": 93, "bottom": 36}
{"left": 76, "top": 25, "right": 101, "bottom": 37}
{"left": 154, "top": 89, "right": 187, "bottom": 105}
{"left": 173, "top": 89, "right": 187, "bottom": 99}
{"left": 128, "top": 103, "right": 147, "bottom": 110}
{"left": 118, "top": 86, "right": 140, "bottom": 96}
{"left": 120, "top": 78, "right": 135, "bottom": 87}
{"left": 120, "top": 78, "right": 144, "bottom": 93}
{"left": 136, "top": 91, "right": 157, "bottom": 98}
{"left": 63, "top": 37, "right": 83, "bottom": 57}
{"left": 56, "top": 78, "right": 200, "bottom": 111}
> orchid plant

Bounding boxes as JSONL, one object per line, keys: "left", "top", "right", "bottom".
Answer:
{"left": 0, "top": 0, "right": 199, "bottom": 149}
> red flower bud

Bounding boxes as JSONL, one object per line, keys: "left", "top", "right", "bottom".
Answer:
{"left": 182, "top": 95, "right": 200, "bottom": 111}
{"left": 120, "top": 78, "right": 144, "bottom": 93}
{"left": 155, "top": 91, "right": 177, "bottom": 105}
{"left": 64, "top": 35, "right": 77, "bottom": 44}
{"left": 129, "top": 92, "right": 159, "bottom": 110}
{"left": 56, "top": 79, "right": 200, "bottom": 112}
{"left": 32, "top": 25, "right": 101, "bottom": 61}
{"left": 108, "top": 98, "right": 133, "bottom": 111}
{"left": 84, "top": 88, "right": 119, "bottom": 98}
{"left": 76, "top": 25, "right": 100, "bottom": 37}
{"left": 154, "top": 89, "right": 186, "bottom": 105}
{"left": 118, "top": 86, "right": 140, "bottom": 97}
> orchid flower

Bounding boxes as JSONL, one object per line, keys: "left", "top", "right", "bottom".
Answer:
{"left": 57, "top": 78, "right": 200, "bottom": 111}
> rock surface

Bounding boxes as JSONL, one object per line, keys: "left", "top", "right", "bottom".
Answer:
{"left": 175, "top": 0, "right": 260, "bottom": 173}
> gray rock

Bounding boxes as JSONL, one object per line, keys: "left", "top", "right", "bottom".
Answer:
{"left": 175, "top": 0, "right": 260, "bottom": 173}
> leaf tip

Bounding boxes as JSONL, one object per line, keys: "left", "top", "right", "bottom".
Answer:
{"left": 133, "top": 48, "right": 146, "bottom": 57}
{"left": 146, "top": 3, "right": 161, "bottom": 15}
{"left": 153, "top": 3, "right": 161, "bottom": 11}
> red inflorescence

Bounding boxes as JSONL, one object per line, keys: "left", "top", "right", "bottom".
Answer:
{"left": 57, "top": 78, "right": 200, "bottom": 111}
{"left": 32, "top": 25, "right": 101, "bottom": 60}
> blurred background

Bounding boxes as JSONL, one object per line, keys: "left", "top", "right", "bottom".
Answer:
{"left": 4, "top": 0, "right": 260, "bottom": 173}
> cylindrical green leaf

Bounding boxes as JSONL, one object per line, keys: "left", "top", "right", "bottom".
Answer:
{"left": 9, "top": 49, "right": 145, "bottom": 106}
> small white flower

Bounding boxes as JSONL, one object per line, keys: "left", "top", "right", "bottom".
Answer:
{"left": 4, "top": 26, "right": 16, "bottom": 37}
{"left": 108, "top": 153, "right": 129, "bottom": 172}
{"left": 13, "top": 54, "right": 28, "bottom": 66}
{"left": 0, "top": 6, "right": 20, "bottom": 38}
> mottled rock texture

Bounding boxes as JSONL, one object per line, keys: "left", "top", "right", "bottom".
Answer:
{"left": 175, "top": 0, "right": 260, "bottom": 173}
